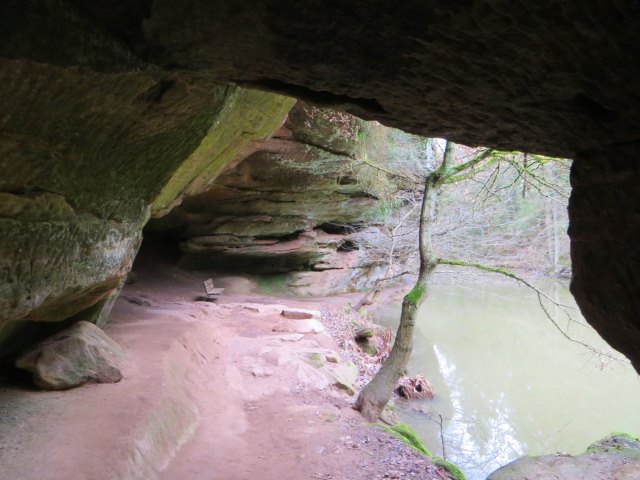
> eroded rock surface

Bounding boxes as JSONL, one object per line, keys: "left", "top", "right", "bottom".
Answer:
{"left": 488, "top": 434, "right": 640, "bottom": 480}
{"left": 147, "top": 103, "right": 386, "bottom": 295}
{"left": 331, "top": 361, "right": 359, "bottom": 396}
{"left": 15, "top": 321, "right": 124, "bottom": 390}
{"left": 0, "top": 74, "right": 293, "bottom": 356}
{"left": 272, "top": 319, "right": 325, "bottom": 335}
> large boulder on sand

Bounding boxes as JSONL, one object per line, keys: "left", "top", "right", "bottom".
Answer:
{"left": 15, "top": 321, "right": 124, "bottom": 390}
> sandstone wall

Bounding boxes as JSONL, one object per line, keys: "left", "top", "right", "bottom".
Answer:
{"left": 0, "top": 59, "right": 293, "bottom": 356}
{"left": 148, "top": 103, "right": 387, "bottom": 296}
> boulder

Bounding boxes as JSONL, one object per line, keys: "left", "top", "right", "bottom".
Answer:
{"left": 488, "top": 433, "right": 640, "bottom": 480}
{"left": 15, "top": 321, "right": 124, "bottom": 390}
{"left": 331, "top": 361, "right": 359, "bottom": 396}
{"left": 355, "top": 327, "right": 374, "bottom": 341}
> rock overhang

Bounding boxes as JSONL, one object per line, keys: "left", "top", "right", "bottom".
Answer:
{"left": 2, "top": 0, "right": 640, "bottom": 370}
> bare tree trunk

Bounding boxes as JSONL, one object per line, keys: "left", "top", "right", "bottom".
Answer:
{"left": 354, "top": 292, "right": 421, "bottom": 420}
{"left": 355, "top": 141, "right": 454, "bottom": 421}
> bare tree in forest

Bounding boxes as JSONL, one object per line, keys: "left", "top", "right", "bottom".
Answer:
{"left": 353, "top": 139, "right": 618, "bottom": 421}
{"left": 356, "top": 141, "right": 498, "bottom": 420}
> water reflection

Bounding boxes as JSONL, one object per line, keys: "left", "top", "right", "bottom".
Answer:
{"left": 379, "top": 275, "right": 640, "bottom": 480}
{"left": 433, "top": 345, "right": 524, "bottom": 475}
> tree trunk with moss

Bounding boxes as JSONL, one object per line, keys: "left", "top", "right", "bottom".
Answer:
{"left": 355, "top": 142, "right": 456, "bottom": 421}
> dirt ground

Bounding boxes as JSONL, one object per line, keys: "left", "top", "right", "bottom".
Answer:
{"left": 0, "top": 260, "right": 445, "bottom": 480}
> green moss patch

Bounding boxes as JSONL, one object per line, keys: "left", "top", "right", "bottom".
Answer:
{"left": 406, "top": 284, "right": 425, "bottom": 305}
{"left": 378, "top": 423, "right": 467, "bottom": 480}
{"left": 587, "top": 432, "right": 640, "bottom": 454}
{"left": 256, "top": 274, "right": 294, "bottom": 295}
{"left": 152, "top": 89, "right": 295, "bottom": 216}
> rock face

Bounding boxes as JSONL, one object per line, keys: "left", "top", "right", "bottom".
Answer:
{"left": 0, "top": 76, "right": 293, "bottom": 357}
{"left": 3, "top": 2, "right": 638, "bottom": 156}
{"left": 147, "top": 103, "right": 387, "bottom": 295}
{"left": 570, "top": 146, "right": 640, "bottom": 372}
{"left": 2, "top": 2, "right": 640, "bottom": 368}
{"left": 488, "top": 434, "right": 640, "bottom": 480}
{"left": 15, "top": 321, "right": 124, "bottom": 390}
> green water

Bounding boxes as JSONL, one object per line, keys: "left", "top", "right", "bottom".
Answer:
{"left": 378, "top": 274, "right": 640, "bottom": 480}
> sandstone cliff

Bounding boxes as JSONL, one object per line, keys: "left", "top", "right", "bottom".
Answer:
{"left": 148, "top": 103, "right": 388, "bottom": 296}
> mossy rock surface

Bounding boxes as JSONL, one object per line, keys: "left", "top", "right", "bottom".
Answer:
{"left": 488, "top": 433, "right": 640, "bottom": 480}
{"left": 379, "top": 423, "right": 467, "bottom": 480}
{"left": 0, "top": 57, "right": 292, "bottom": 357}
{"left": 306, "top": 352, "right": 326, "bottom": 369}
{"left": 357, "top": 340, "right": 378, "bottom": 357}
{"left": 355, "top": 327, "right": 374, "bottom": 341}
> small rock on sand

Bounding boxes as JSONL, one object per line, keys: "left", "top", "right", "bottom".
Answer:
{"left": 325, "top": 352, "right": 341, "bottom": 363}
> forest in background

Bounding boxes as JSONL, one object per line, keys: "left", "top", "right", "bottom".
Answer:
{"left": 345, "top": 120, "right": 571, "bottom": 284}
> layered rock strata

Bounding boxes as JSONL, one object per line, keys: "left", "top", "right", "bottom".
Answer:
{"left": 1, "top": 1, "right": 640, "bottom": 367}
{"left": 147, "top": 104, "right": 386, "bottom": 296}
{"left": 0, "top": 71, "right": 293, "bottom": 356}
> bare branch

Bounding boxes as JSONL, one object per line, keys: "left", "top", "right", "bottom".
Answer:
{"left": 352, "top": 155, "right": 420, "bottom": 183}
{"left": 448, "top": 148, "right": 495, "bottom": 175}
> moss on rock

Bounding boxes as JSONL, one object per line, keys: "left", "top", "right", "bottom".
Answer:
{"left": 489, "top": 432, "right": 640, "bottom": 479}
{"left": 0, "top": 58, "right": 293, "bottom": 357}
{"left": 151, "top": 89, "right": 295, "bottom": 216}
{"left": 379, "top": 423, "right": 467, "bottom": 480}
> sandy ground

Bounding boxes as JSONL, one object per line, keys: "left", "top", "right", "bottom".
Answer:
{"left": 0, "top": 261, "right": 444, "bottom": 480}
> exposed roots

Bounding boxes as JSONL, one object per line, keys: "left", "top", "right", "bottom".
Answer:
{"left": 396, "top": 374, "right": 435, "bottom": 400}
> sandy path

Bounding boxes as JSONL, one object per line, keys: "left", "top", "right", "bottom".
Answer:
{"left": 0, "top": 264, "right": 441, "bottom": 480}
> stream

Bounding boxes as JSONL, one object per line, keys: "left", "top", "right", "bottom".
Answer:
{"left": 377, "top": 273, "right": 640, "bottom": 480}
